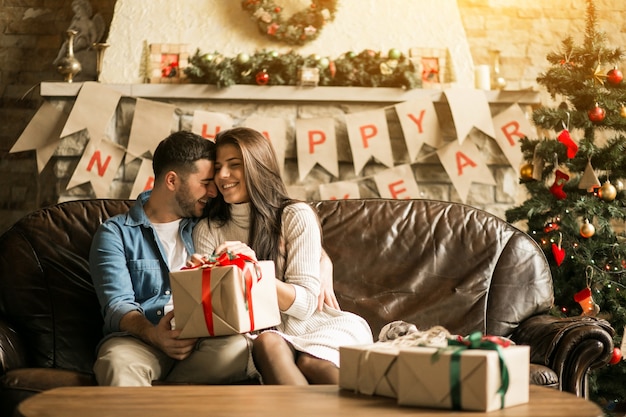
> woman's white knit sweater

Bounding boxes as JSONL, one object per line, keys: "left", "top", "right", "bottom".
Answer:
{"left": 193, "top": 202, "right": 373, "bottom": 366}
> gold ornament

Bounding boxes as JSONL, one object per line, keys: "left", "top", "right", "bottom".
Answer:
{"left": 620, "top": 105, "right": 626, "bottom": 118}
{"left": 580, "top": 219, "right": 595, "bottom": 238}
{"left": 616, "top": 179, "right": 624, "bottom": 191}
{"left": 598, "top": 180, "right": 617, "bottom": 201}
{"left": 520, "top": 163, "right": 534, "bottom": 181}
{"left": 593, "top": 63, "right": 606, "bottom": 86}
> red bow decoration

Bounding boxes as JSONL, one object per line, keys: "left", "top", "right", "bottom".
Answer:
{"left": 187, "top": 251, "right": 261, "bottom": 336}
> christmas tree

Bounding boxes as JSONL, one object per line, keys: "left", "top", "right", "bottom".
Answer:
{"left": 505, "top": 0, "right": 626, "bottom": 409}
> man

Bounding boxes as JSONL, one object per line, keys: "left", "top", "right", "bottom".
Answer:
{"left": 90, "top": 130, "right": 339, "bottom": 386}
{"left": 90, "top": 130, "right": 253, "bottom": 385}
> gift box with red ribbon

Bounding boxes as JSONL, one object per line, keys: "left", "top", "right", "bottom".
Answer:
{"left": 170, "top": 252, "right": 280, "bottom": 338}
{"left": 397, "top": 333, "right": 529, "bottom": 411}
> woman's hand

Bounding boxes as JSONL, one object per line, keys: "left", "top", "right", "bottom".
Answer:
{"left": 214, "top": 241, "right": 258, "bottom": 261}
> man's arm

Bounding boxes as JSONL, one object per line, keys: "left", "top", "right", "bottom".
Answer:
{"left": 120, "top": 310, "right": 196, "bottom": 360}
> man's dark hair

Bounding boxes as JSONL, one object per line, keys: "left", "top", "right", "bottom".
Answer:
{"left": 152, "top": 131, "right": 216, "bottom": 180}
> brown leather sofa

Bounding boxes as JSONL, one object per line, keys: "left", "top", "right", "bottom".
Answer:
{"left": 0, "top": 198, "right": 615, "bottom": 416}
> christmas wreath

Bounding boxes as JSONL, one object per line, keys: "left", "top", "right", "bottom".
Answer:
{"left": 241, "top": 0, "right": 339, "bottom": 46}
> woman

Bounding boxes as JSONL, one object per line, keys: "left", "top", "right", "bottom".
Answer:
{"left": 193, "top": 127, "right": 373, "bottom": 384}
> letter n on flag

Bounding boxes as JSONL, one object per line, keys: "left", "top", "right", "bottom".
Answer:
{"left": 295, "top": 118, "right": 338, "bottom": 180}
{"left": 66, "top": 138, "right": 125, "bottom": 198}
{"left": 345, "top": 109, "right": 393, "bottom": 175}
{"left": 436, "top": 139, "right": 496, "bottom": 203}
{"left": 373, "top": 164, "right": 420, "bottom": 199}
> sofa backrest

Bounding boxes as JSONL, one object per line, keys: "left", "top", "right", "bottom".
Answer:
{"left": 0, "top": 198, "right": 554, "bottom": 375}
{"left": 310, "top": 199, "right": 554, "bottom": 339}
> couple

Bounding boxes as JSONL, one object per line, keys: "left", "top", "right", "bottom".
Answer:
{"left": 89, "top": 127, "right": 373, "bottom": 386}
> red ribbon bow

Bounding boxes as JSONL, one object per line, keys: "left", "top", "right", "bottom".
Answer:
{"left": 194, "top": 252, "right": 261, "bottom": 336}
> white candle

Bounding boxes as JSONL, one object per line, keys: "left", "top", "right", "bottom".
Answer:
{"left": 474, "top": 65, "right": 491, "bottom": 90}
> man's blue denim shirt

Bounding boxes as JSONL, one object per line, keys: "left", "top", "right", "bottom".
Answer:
{"left": 89, "top": 190, "right": 198, "bottom": 335}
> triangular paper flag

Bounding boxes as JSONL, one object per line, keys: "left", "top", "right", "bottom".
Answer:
{"left": 126, "top": 98, "right": 176, "bottom": 159}
{"left": 129, "top": 157, "right": 155, "bottom": 199}
{"left": 444, "top": 88, "right": 495, "bottom": 143}
{"left": 345, "top": 109, "right": 393, "bottom": 175}
{"left": 394, "top": 98, "right": 443, "bottom": 161}
{"left": 10, "top": 101, "right": 67, "bottom": 173}
{"left": 66, "top": 138, "right": 126, "bottom": 198}
{"left": 492, "top": 104, "right": 536, "bottom": 170}
{"left": 243, "top": 117, "right": 287, "bottom": 177}
{"left": 437, "top": 138, "right": 496, "bottom": 203}
{"left": 191, "top": 110, "right": 234, "bottom": 140}
{"left": 373, "top": 164, "right": 420, "bottom": 199}
{"left": 578, "top": 160, "right": 601, "bottom": 191}
{"left": 295, "top": 118, "right": 338, "bottom": 180}
{"left": 319, "top": 181, "right": 360, "bottom": 200}
{"left": 60, "top": 82, "right": 122, "bottom": 140}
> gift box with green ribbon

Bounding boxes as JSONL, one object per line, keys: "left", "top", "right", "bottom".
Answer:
{"left": 396, "top": 332, "right": 529, "bottom": 411}
{"left": 339, "top": 343, "right": 401, "bottom": 398}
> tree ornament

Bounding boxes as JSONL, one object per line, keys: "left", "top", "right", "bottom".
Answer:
{"left": 578, "top": 160, "right": 601, "bottom": 191}
{"left": 388, "top": 48, "right": 402, "bottom": 60}
{"left": 580, "top": 219, "right": 595, "bottom": 238}
{"left": 544, "top": 220, "right": 560, "bottom": 233}
{"left": 520, "top": 163, "right": 534, "bottom": 181}
{"left": 615, "top": 179, "right": 624, "bottom": 191}
{"left": 588, "top": 103, "right": 606, "bottom": 123}
{"left": 255, "top": 69, "right": 269, "bottom": 85}
{"left": 549, "top": 169, "right": 569, "bottom": 200}
{"left": 610, "top": 347, "right": 623, "bottom": 365}
{"left": 557, "top": 129, "right": 578, "bottom": 159}
{"left": 236, "top": 52, "right": 250, "bottom": 64}
{"left": 598, "top": 180, "right": 617, "bottom": 201}
{"left": 620, "top": 104, "right": 626, "bottom": 118}
{"left": 241, "top": 0, "right": 338, "bottom": 46}
{"left": 593, "top": 63, "right": 606, "bottom": 86}
{"left": 607, "top": 67, "right": 623, "bottom": 85}
{"left": 573, "top": 287, "right": 600, "bottom": 316}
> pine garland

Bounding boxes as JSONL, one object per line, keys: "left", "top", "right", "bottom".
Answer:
{"left": 184, "top": 48, "right": 422, "bottom": 89}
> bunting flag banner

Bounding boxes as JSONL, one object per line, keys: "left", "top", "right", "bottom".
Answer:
{"left": 191, "top": 110, "right": 234, "bottom": 140}
{"left": 319, "top": 180, "right": 361, "bottom": 200}
{"left": 373, "top": 164, "right": 420, "bottom": 199}
{"left": 437, "top": 138, "right": 496, "bottom": 203}
{"left": 60, "top": 82, "right": 122, "bottom": 140}
{"left": 444, "top": 88, "right": 495, "bottom": 143}
{"left": 295, "top": 117, "right": 338, "bottom": 180}
{"left": 394, "top": 97, "right": 443, "bottom": 161}
{"left": 126, "top": 98, "right": 176, "bottom": 160}
{"left": 345, "top": 109, "right": 393, "bottom": 175}
{"left": 66, "top": 138, "right": 126, "bottom": 198}
{"left": 243, "top": 117, "right": 287, "bottom": 176}
{"left": 129, "top": 157, "right": 155, "bottom": 199}
{"left": 492, "top": 104, "right": 536, "bottom": 170}
{"left": 10, "top": 101, "right": 67, "bottom": 173}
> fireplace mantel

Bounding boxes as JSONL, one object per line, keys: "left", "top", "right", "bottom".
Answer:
{"left": 39, "top": 82, "right": 541, "bottom": 105}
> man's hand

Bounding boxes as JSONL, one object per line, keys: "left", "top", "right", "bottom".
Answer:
{"left": 318, "top": 251, "right": 340, "bottom": 311}
{"left": 150, "top": 311, "right": 197, "bottom": 360}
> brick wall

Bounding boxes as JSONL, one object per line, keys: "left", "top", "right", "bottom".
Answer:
{"left": 1, "top": 0, "right": 626, "bottom": 233}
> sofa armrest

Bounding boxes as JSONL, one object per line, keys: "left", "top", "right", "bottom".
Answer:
{"left": 0, "top": 318, "right": 28, "bottom": 375}
{"left": 511, "top": 314, "right": 614, "bottom": 397}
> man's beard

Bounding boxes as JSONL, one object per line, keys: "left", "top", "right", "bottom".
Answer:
{"left": 175, "top": 181, "right": 201, "bottom": 218}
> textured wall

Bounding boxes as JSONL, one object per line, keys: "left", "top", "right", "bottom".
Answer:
{"left": 101, "top": 0, "right": 475, "bottom": 87}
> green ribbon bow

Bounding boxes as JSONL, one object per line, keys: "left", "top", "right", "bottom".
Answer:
{"left": 445, "top": 332, "right": 510, "bottom": 410}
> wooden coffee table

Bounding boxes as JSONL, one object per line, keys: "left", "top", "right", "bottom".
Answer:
{"left": 17, "top": 384, "right": 603, "bottom": 417}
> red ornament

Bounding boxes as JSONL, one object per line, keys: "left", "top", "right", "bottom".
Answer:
{"left": 255, "top": 70, "right": 269, "bottom": 85}
{"left": 588, "top": 103, "right": 606, "bottom": 123}
{"left": 607, "top": 68, "right": 623, "bottom": 85}
{"left": 610, "top": 347, "right": 622, "bottom": 365}
{"left": 551, "top": 242, "right": 566, "bottom": 266}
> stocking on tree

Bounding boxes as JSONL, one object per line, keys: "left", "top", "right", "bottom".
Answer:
{"left": 505, "top": 0, "right": 626, "bottom": 409}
